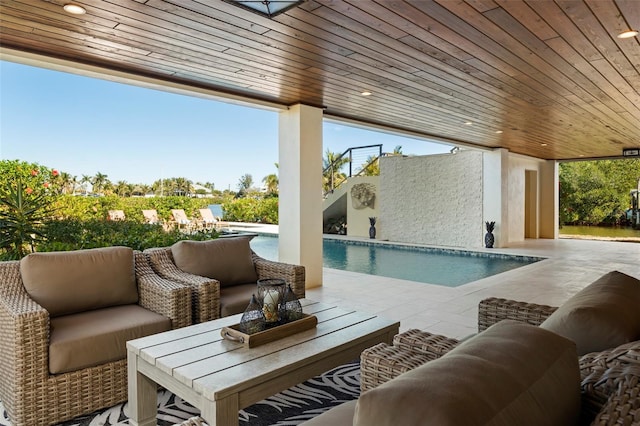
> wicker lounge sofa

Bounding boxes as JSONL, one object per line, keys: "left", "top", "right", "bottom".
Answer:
{"left": 310, "top": 270, "right": 640, "bottom": 426}
{"left": 144, "top": 236, "right": 305, "bottom": 323}
{"left": 0, "top": 246, "right": 192, "bottom": 426}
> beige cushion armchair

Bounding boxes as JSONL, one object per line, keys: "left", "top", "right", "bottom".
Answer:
{"left": 144, "top": 237, "right": 306, "bottom": 322}
{"left": 0, "top": 246, "right": 192, "bottom": 426}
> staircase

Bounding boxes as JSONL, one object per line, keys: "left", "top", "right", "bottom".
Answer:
{"left": 323, "top": 144, "right": 382, "bottom": 234}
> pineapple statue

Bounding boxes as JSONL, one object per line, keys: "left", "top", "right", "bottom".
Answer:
{"left": 484, "top": 221, "right": 495, "bottom": 248}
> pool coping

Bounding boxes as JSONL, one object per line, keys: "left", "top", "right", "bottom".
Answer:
{"left": 251, "top": 232, "right": 546, "bottom": 264}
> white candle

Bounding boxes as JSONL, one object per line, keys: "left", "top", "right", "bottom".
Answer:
{"left": 264, "top": 289, "right": 280, "bottom": 307}
{"left": 262, "top": 289, "right": 280, "bottom": 322}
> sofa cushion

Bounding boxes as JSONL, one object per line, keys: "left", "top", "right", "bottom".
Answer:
{"left": 49, "top": 304, "right": 171, "bottom": 374}
{"left": 171, "top": 237, "right": 258, "bottom": 287}
{"left": 220, "top": 283, "right": 258, "bottom": 317}
{"left": 20, "top": 246, "right": 138, "bottom": 317}
{"left": 354, "top": 320, "right": 580, "bottom": 426}
{"left": 540, "top": 270, "right": 640, "bottom": 355}
{"left": 303, "top": 400, "right": 357, "bottom": 426}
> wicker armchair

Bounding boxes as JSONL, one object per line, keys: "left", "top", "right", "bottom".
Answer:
{"left": 144, "top": 243, "right": 305, "bottom": 323}
{"left": 361, "top": 297, "right": 640, "bottom": 425}
{"left": 0, "top": 250, "right": 191, "bottom": 426}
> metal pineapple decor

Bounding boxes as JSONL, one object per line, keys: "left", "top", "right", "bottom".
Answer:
{"left": 485, "top": 221, "right": 495, "bottom": 248}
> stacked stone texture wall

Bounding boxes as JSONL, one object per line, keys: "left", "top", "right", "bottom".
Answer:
{"left": 380, "top": 151, "right": 483, "bottom": 247}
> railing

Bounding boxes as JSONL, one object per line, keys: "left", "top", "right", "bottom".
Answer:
{"left": 323, "top": 144, "right": 382, "bottom": 195}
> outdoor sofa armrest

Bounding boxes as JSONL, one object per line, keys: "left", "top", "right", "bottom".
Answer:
{"left": 360, "top": 342, "right": 440, "bottom": 393}
{"left": 251, "top": 251, "right": 306, "bottom": 300}
{"left": 591, "top": 372, "right": 640, "bottom": 425}
{"left": 579, "top": 340, "right": 640, "bottom": 424}
{"left": 144, "top": 247, "right": 220, "bottom": 322}
{"left": 392, "top": 329, "right": 461, "bottom": 358}
{"left": 478, "top": 297, "right": 558, "bottom": 332}
{"left": 0, "top": 261, "right": 50, "bottom": 420}
{"left": 134, "top": 251, "right": 192, "bottom": 329}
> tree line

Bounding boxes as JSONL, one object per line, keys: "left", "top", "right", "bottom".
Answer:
{"left": 559, "top": 159, "right": 640, "bottom": 226}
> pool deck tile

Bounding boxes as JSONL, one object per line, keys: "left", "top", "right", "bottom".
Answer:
{"left": 230, "top": 223, "right": 640, "bottom": 340}
{"left": 310, "top": 238, "right": 640, "bottom": 339}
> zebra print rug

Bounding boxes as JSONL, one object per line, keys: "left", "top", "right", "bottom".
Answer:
{"left": 0, "top": 362, "right": 359, "bottom": 426}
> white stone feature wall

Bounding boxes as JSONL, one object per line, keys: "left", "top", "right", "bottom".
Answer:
{"left": 345, "top": 176, "right": 380, "bottom": 238}
{"left": 379, "top": 151, "right": 484, "bottom": 247}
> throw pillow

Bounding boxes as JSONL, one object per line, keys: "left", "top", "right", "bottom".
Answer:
{"left": 540, "top": 270, "right": 640, "bottom": 355}
{"left": 171, "top": 237, "right": 258, "bottom": 286}
{"left": 20, "top": 246, "right": 137, "bottom": 317}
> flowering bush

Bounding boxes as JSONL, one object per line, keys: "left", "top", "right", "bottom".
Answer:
{"left": 0, "top": 161, "right": 61, "bottom": 259}
{"left": 0, "top": 178, "right": 55, "bottom": 259}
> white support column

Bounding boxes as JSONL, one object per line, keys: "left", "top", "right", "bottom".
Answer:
{"left": 278, "top": 104, "right": 323, "bottom": 289}
{"left": 539, "top": 160, "right": 559, "bottom": 239}
{"left": 483, "top": 148, "right": 509, "bottom": 248}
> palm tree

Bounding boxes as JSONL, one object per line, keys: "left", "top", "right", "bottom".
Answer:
{"left": 115, "top": 180, "right": 131, "bottom": 197}
{"left": 174, "top": 177, "right": 193, "bottom": 196}
{"left": 361, "top": 155, "right": 380, "bottom": 176}
{"left": 262, "top": 173, "right": 278, "bottom": 195}
{"left": 80, "top": 174, "right": 92, "bottom": 195}
{"left": 91, "top": 172, "right": 109, "bottom": 195}
{"left": 62, "top": 173, "right": 77, "bottom": 195}
{"left": 323, "top": 149, "right": 348, "bottom": 193}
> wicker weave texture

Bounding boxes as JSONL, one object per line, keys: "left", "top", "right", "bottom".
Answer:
{"left": 393, "top": 329, "right": 460, "bottom": 358}
{"left": 144, "top": 245, "right": 306, "bottom": 323}
{"left": 178, "top": 416, "right": 209, "bottom": 426}
{"left": 361, "top": 298, "right": 640, "bottom": 426}
{"left": 144, "top": 247, "right": 219, "bottom": 322}
{"left": 477, "top": 297, "right": 557, "bottom": 331}
{"left": 592, "top": 375, "right": 640, "bottom": 425}
{"left": 252, "top": 250, "right": 306, "bottom": 301}
{"left": 0, "top": 251, "right": 192, "bottom": 426}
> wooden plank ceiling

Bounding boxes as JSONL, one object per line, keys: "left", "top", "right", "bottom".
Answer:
{"left": 1, "top": 0, "right": 639, "bottom": 160}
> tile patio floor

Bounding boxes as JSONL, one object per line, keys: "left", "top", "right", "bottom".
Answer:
{"left": 306, "top": 238, "right": 640, "bottom": 340}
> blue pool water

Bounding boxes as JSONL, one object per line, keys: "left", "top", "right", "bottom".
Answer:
{"left": 249, "top": 235, "right": 542, "bottom": 287}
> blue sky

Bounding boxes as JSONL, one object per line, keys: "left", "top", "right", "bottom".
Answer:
{"left": 0, "top": 60, "right": 450, "bottom": 191}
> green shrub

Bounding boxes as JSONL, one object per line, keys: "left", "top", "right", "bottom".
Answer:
{"left": 38, "top": 218, "right": 218, "bottom": 252}
{"left": 0, "top": 179, "right": 55, "bottom": 260}
{"left": 51, "top": 195, "right": 230, "bottom": 222}
{"left": 223, "top": 197, "right": 278, "bottom": 223}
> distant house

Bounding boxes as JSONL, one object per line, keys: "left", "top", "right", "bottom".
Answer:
{"left": 192, "top": 184, "right": 213, "bottom": 198}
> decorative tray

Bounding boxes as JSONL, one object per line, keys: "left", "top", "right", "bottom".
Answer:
{"left": 221, "top": 314, "right": 318, "bottom": 348}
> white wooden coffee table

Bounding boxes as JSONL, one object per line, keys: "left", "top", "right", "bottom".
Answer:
{"left": 127, "top": 299, "right": 399, "bottom": 426}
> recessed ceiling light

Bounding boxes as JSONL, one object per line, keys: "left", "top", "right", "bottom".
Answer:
{"left": 617, "top": 30, "right": 639, "bottom": 39}
{"left": 361, "top": 91, "right": 372, "bottom": 96}
{"left": 495, "top": 130, "right": 503, "bottom": 134}
{"left": 540, "top": 143, "right": 548, "bottom": 147}
{"left": 464, "top": 121, "right": 473, "bottom": 126}
{"left": 63, "top": 4, "right": 86, "bottom": 14}
{"left": 579, "top": 154, "right": 585, "bottom": 157}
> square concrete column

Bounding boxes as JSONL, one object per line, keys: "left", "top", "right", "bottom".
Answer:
{"left": 483, "top": 148, "right": 509, "bottom": 248}
{"left": 278, "top": 104, "right": 323, "bottom": 288}
{"left": 539, "top": 160, "right": 559, "bottom": 239}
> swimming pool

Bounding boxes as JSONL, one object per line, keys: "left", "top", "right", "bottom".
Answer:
{"left": 249, "top": 235, "right": 543, "bottom": 287}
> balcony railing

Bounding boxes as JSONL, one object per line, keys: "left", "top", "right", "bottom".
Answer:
{"left": 323, "top": 144, "right": 382, "bottom": 195}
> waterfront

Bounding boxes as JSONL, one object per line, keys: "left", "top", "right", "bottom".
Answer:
{"left": 560, "top": 225, "right": 640, "bottom": 242}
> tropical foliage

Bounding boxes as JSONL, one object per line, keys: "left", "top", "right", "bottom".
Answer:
{"left": 224, "top": 197, "right": 278, "bottom": 224}
{"left": 323, "top": 149, "right": 349, "bottom": 193}
{"left": 559, "top": 159, "right": 640, "bottom": 226}
{"left": 0, "top": 178, "right": 55, "bottom": 259}
{"left": 39, "top": 218, "right": 216, "bottom": 252}
{"left": 0, "top": 159, "right": 283, "bottom": 259}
